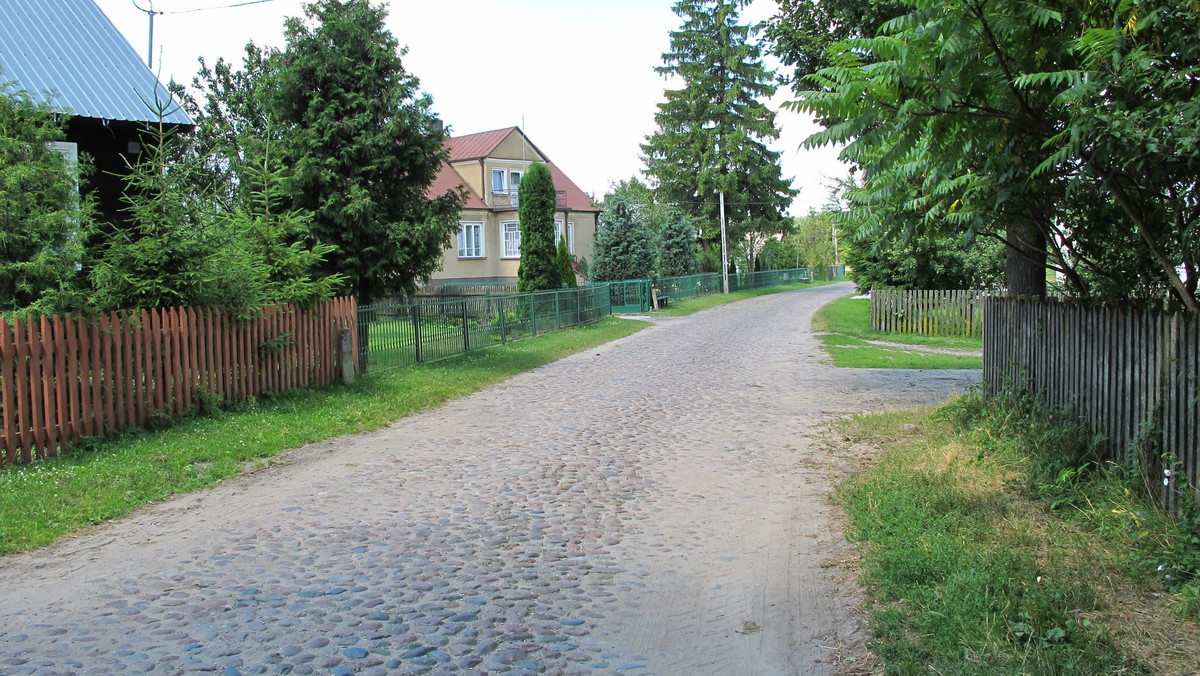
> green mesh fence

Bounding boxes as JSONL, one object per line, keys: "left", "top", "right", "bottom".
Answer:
{"left": 357, "top": 285, "right": 612, "bottom": 373}
{"left": 357, "top": 267, "right": 824, "bottom": 372}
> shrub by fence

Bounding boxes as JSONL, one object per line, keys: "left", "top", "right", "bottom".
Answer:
{"left": 0, "top": 299, "right": 357, "bottom": 464}
{"left": 872, "top": 288, "right": 992, "bottom": 337}
{"left": 357, "top": 285, "right": 611, "bottom": 372}
{"left": 983, "top": 296, "right": 1199, "bottom": 511}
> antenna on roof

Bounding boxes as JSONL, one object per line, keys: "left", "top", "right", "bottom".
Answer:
{"left": 131, "top": 0, "right": 161, "bottom": 68}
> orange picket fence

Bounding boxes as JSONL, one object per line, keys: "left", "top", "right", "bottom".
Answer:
{"left": 0, "top": 298, "right": 357, "bottom": 464}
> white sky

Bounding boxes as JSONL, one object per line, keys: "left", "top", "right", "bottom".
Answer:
{"left": 95, "top": 0, "right": 848, "bottom": 215}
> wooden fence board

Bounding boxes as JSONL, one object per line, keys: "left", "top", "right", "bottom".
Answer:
{"left": 984, "top": 297, "right": 1199, "bottom": 510}
{"left": 0, "top": 298, "right": 355, "bottom": 464}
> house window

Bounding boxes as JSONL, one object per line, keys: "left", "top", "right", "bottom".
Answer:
{"left": 553, "top": 221, "right": 563, "bottom": 246}
{"left": 567, "top": 222, "right": 575, "bottom": 254}
{"left": 509, "top": 170, "right": 522, "bottom": 193}
{"left": 502, "top": 221, "right": 521, "bottom": 258}
{"left": 492, "top": 169, "right": 506, "bottom": 194}
{"left": 457, "top": 222, "right": 484, "bottom": 258}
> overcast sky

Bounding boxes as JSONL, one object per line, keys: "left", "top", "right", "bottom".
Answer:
{"left": 94, "top": 0, "right": 847, "bottom": 215}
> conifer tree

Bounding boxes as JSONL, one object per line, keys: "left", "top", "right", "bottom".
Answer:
{"left": 516, "top": 161, "right": 560, "bottom": 292}
{"left": 657, "top": 210, "right": 698, "bottom": 277}
{"left": 0, "top": 87, "right": 90, "bottom": 314}
{"left": 642, "top": 0, "right": 796, "bottom": 248}
{"left": 591, "top": 194, "right": 655, "bottom": 282}
{"left": 272, "top": 0, "right": 462, "bottom": 304}
{"left": 556, "top": 236, "right": 577, "bottom": 288}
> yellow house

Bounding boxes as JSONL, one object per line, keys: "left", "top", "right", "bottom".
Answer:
{"left": 428, "top": 127, "right": 599, "bottom": 290}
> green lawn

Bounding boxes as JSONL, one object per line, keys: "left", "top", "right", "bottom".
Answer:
{"left": 0, "top": 317, "right": 646, "bottom": 555}
{"left": 813, "top": 294, "right": 983, "bottom": 368}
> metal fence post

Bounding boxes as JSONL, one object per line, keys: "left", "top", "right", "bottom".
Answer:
{"left": 462, "top": 301, "right": 470, "bottom": 352}
{"left": 499, "top": 298, "right": 507, "bottom": 344}
{"left": 409, "top": 304, "right": 422, "bottom": 363}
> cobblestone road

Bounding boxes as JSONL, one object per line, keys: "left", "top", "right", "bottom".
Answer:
{"left": 0, "top": 283, "right": 974, "bottom": 675}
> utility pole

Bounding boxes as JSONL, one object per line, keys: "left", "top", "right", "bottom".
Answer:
{"left": 719, "top": 190, "right": 729, "bottom": 294}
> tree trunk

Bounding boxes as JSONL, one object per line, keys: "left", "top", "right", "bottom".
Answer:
{"left": 1006, "top": 222, "right": 1047, "bottom": 297}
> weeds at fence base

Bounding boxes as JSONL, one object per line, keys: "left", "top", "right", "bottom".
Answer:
{"left": 835, "top": 392, "right": 1200, "bottom": 674}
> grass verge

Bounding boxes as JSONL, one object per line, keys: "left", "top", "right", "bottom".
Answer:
{"left": 835, "top": 392, "right": 1200, "bottom": 675}
{"left": 814, "top": 294, "right": 983, "bottom": 368}
{"left": 0, "top": 317, "right": 646, "bottom": 556}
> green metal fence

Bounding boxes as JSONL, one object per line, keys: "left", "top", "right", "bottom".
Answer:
{"left": 357, "top": 285, "right": 612, "bottom": 372}
{"left": 357, "top": 266, "right": 831, "bottom": 372}
{"left": 612, "top": 268, "right": 819, "bottom": 313}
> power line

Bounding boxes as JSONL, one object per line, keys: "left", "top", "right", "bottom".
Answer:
{"left": 163, "top": 0, "right": 277, "bottom": 15}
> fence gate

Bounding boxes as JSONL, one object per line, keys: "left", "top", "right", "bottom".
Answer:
{"left": 609, "top": 281, "right": 648, "bottom": 313}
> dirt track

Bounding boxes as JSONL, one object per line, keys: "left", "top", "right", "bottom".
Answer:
{"left": 0, "top": 282, "right": 975, "bottom": 675}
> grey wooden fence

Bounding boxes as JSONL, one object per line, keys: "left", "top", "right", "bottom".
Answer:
{"left": 983, "top": 296, "right": 1199, "bottom": 511}
{"left": 871, "top": 289, "right": 993, "bottom": 337}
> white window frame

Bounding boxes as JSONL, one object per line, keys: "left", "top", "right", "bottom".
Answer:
{"left": 509, "top": 170, "right": 522, "bottom": 193}
{"left": 492, "top": 169, "right": 506, "bottom": 194}
{"left": 553, "top": 220, "right": 563, "bottom": 246}
{"left": 567, "top": 222, "right": 575, "bottom": 255}
{"left": 457, "top": 221, "right": 484, "bottom": 258}
{"left": 502, "top": 221, "right": 521, "bottom": 258}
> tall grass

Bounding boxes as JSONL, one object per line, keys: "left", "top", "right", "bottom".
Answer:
{"left": 838, "top": 391, "right": 1200, "bottom": 674}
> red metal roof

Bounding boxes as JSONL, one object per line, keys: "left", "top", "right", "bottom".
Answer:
{"left": 427, "top": 160, "right": 486, "bottom": 209}
{"left": 439, "top": 127, "right": 598, "bottom": 212}
{"left": 446, "top": 127, "right": 519, "bottom": 162}
{"left": 545, "top": 162, "right": 598, "bottom": 212}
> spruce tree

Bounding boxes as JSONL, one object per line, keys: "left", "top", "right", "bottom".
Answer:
{"left": 657, "top": 210, "right": 698, "bottom": 278}
{"left": 516, "top": 162, "right": 560, "bottom": 293}
{"left": 272, "top": 0, "right": 463, "bottom": 304}
{"left": 556, "top": 236, "right": 577, "bottom": 288}
{"left": 642, "top": 0, "right": 796, "bottom": 247}
{"left": 591, "top": 194, "right": 655, "bottom": 282}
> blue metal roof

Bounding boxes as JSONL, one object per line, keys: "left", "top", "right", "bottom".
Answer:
{"left": 0, "top": 0, "right": 192, "bottom": 125}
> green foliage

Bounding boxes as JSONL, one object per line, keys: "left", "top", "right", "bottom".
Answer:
{"left": 642, "top": 0, "right": 797, "bottom": 246}
{"left": 844, "top": 230, "right": 1006, "bottom": 293}
{"left": 763, "top": 0, "right": 906, "bottom": 93}
{"left": 516, "top": 161, "right": 560, "bottom": 292}
{"left": 0, "top": 85, "right": 91, "bottom": 315}
{"left": 88, "top": 121, "right": 226, "bottom": 312}
{"left": 89, "top": 120, "right": 340, "bottom": 317}
{"left": 656, "top": 210, "right": 697, "bottom": 277}
{"left": 272, "top": 0, "right": 463, "bottom": 304}
{"left": 170, "top": 43, "right": 280, "bottom": 211}
{"left": 756, "top": 237, "right": 792, "bottom": 271}
{"left": 555, "top": 235, "right": 577, "bottom": 289}
{"left": 590, "top": 193, "right": 655, "bottom": 282}
{"left": 791, "top": 0, "right": 1200, "bottom": 307}
{"left": 793, "top": 211, "right": 836, "bottom": 272}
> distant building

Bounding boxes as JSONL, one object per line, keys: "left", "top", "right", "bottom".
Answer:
{"left": 429, "top": 127, "right": 599, "bottom": 290}
{"left": 0, "top": 0, "right": 193, "bottom": 226}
